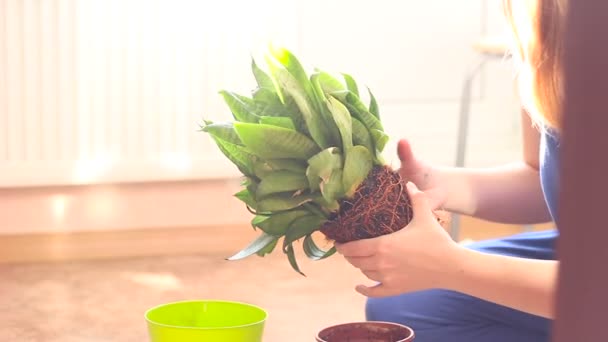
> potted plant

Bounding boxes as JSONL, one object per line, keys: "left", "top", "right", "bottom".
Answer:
{"left": 201, "top": 45, "right": 419, "bottom": 275}
{"left": 316, "top": 321, "right": 415, "bottom": 342}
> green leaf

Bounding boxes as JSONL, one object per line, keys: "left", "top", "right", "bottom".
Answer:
{"left": 326, "top": 96, "right": 353, "bottom": 151}
{"left": 314, "top": 71, "right": 346, "bottom": 94}
{"left": 368, "top": 87, "right": 380, "bottom": 119}
{"left": 259, "top": 116, "right": 295, "bottom": 130}
{"left": 310, "top": 73, "right": 331, "bottom": 103}
{"left": 201, "top": 121, "right": 242, "bottom": 145}
{"left": 251, "top": 57, "right": 274, "bottom": 89}
{"left": 257, "top": 193, "right": 315, "bottom": 212}
{"left": 241, "top": 177, "right": 253, "bottom": 187}
{"left": 352, "top": 117, "right": 374, "bottom": 152}
{"left": 342, "top": 73, "right": 359, "bottom": 97}
{"left": 309, "top": 73, "right": 342, "bottom": 148}
{"left": 285, "top": 243, "right": 305, "bottom": 276}
{"left": 331, "top": 90, "right": 383, "bottom": 131}
{"left": 268, "top": 46, "right": 315, "bottom": 105}
{"left": 264, "top": 55, "right": 288, "bottom": 104}
{"left": 256, "top": 209, "right": 309, "bottom": 236}
{"left": 303, "top": 234, "right": 336, "bottom": 260}
{"left": 303, "top": 203, "right": 329, "bottom": 219}
{"left": 235, "top": 189, "right": 257, "bottom": 209}
{"left": 252, "top": 86, "right": 279, "bottom": 105}
{"left": 306, "top": 148, "right": 343, "bottom": 190}
{"left": 313, "top": 195, "right": 340, "bottom": 212}
{"left": 266, "top": 159, "right": 307, "bottom": 173}
{"left": 227, "top": 232, "right": 277, "bottom": 260}
{"left": 253, "top": 160, "right": 273, "bottom": 179}
{"left": 210, "top": 137, "right": 256, "bottom": 176}
{"left": 256, "top": 238, "right": 278, "bottom": 257}
{"left": 321, "top": 169, "right": 344, "bottom": 203}
{"left": 252, "top": 88, "right": 285, "bottom": 115}
{"left": 283, "top": 215, "right": 326, "bottom": 251}
{"left": 371, "top": 129, "right": 390, "bottom": 153}
{"left": 266, "top": 52, "right": 332, "bottom": 149}
{"left": 251, "top": 215, "right": 269, "bottom": 229}
{"left": 234, "top": 122, "right": 320, "bottom": 159}
{"left": 253, "top": 159, "right": 307, "bottom": 179}
{"left": 256, "top": 171, "right": 309, "bottom": 198}
{"left": 253, "top": 87, "right": 307, "bottom": 132}
{"left": 219, "top": 90, "right": 259, "bottom": 123}
{"left": 342, "top": 146, "right": 373, "bottom": 197}
{"left": 245, "top": 178, "right": 259, "bottom": 194}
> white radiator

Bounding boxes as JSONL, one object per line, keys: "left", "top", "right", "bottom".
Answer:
{"left": 1, "top": 0, "right": 513, "bottom": 187}
{"left": 0, "top": 0, "right": 298, "bottom": 187}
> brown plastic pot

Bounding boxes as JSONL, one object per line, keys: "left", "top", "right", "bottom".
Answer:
{"left": 315, "top": 321, "right": 415, "bottom": 342}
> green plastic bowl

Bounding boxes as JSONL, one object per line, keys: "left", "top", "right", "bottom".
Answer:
{"left": 145, "top": 300, "right": 267, "bottom": 342}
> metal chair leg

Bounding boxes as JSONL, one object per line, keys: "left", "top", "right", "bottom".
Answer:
{"left": 450, "top": 57, "right": 489, "bottom": 241}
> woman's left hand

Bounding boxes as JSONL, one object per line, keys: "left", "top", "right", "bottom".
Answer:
{"left": 335, "top": 182, "right": 463, "bottom": 297}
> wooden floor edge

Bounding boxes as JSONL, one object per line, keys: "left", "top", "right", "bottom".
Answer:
{"left": 0, "top": 219, "right": 555, "bottom": 264}
{"left": 0, "top": 224, "right": 258, "bottom": 264}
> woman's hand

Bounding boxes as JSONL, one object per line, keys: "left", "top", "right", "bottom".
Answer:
{"left": 335, "top": 182, "right": 462, "bottom": 297}
{"left": 397, "top": 139, "right": 447, "bottom": 210}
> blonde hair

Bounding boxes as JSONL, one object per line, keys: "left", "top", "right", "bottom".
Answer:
{"left": 503, "top": 0, "right": 567, "bottom": 129}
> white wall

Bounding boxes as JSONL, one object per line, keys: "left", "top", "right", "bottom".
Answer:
{"left": 0, "top": 0, "right": 522, "bottom": 187}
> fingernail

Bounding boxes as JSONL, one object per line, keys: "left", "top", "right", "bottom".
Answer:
{"left": 406, "top": 181, "right": 416, "bottom": 191}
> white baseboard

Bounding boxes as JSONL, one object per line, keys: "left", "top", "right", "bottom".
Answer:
{"left": 0, "top": 158, "right": 242, "bottom": 188}
{"left": 0, "top": 224, "right": 259, "bottom": 263}
{"left": 0, "top": 178, "right": 252, "bottom": 235}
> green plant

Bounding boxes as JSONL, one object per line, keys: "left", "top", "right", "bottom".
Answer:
{"left": 201, "top": 46, "right": 412, "bottom": 275}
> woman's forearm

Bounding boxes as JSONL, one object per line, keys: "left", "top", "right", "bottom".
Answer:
{"left": 437, "top": 162, "right": 553, "bottom": 224}
{"left": 446, "top": 246, "right": 557, "bottom": 318}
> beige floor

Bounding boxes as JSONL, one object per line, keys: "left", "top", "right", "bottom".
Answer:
{"left": 1, "top": 249, "right": 369, "bottom": 342}
{"left": 1, "top": 217, "right": 554, "bottom": 342}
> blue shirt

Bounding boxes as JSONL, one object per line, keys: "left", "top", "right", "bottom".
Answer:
{"left": 459, "top": 128, "right": 560, "bottom": 260}
{"left": 539, "top": 128, "right": 561, "bottom": 223}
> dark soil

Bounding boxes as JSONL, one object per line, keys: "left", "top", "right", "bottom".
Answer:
{"left": 320, "top": 165, "right": 413, "bottom": 243}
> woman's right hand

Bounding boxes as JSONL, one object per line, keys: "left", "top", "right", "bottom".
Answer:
{"left": 397, "top": 139, "right": 448, "bottom": 210}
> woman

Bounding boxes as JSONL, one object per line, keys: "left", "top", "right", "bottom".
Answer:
{"left": 336, "top": 1, "right": 566, "bottom": 341}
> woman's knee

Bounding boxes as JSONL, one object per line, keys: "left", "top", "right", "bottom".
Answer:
{"left": 365, "top": 289, "right": 456, "bottom": 327}
{"left": 365, "top": 289, "right": 550, "bottom": 342}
